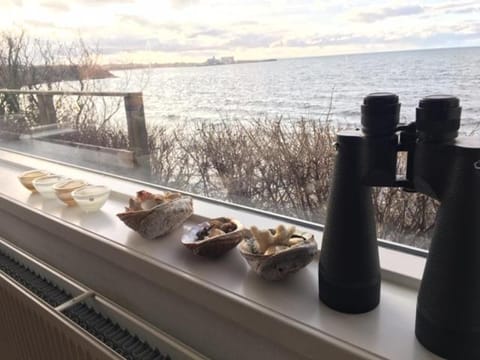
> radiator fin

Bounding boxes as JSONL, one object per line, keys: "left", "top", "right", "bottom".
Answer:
{"left": 64, "top": 303, "right": 170, "bottom": 360}
{"left": 0, "top": 249, "right": 72, "bottom": 306}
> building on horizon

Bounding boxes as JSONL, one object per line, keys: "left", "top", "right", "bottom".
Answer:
{"left": 205, "top": 56, "right": 235, "bottom": 65}
{"left": 220, "top": 56, "right": 235, "bottom": 64}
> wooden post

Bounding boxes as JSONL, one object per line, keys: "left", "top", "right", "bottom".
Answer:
{"left": 37, "top": 94, "right": 57, "bottom": 125}
{"left": 124, "top": 93, "right": 151, "bottom": 178}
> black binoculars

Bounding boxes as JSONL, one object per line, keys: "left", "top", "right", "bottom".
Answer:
{"left": 318, "top": 93, "right": 480, "bottom": 359}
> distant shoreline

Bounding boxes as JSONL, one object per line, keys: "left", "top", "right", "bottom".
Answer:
{"left": 103, "top": 45, "right": 480, "bottom": 72}
{"left": 104, "top": 58, "right": 277, "bottom": 71}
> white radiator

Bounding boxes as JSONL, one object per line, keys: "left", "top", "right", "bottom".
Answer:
{"left": 0, "top": 238, "right": 207, "bottom": 360}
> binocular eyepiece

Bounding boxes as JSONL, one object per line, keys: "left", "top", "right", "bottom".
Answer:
{"left": 416, "top": 95, "right": 461, "bottom": 142}
{"left": 319, "top": 92, "right": 480, "bottom": 359}
{"left": 361, "top": 92, "right": 400, "bottom": 136}
{"left": 361, "top": 92, "right": 461, "bottom": 142}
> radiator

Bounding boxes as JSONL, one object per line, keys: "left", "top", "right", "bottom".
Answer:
{"left": 0, "top": 238, "right": 206, "bottom": 360}
{"left": 0, "top": 273, "right": 119, "bottom": 360}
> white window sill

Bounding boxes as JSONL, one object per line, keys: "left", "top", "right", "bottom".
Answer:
{"left": 0, "top": 148, "right": 439, "bottom": 359}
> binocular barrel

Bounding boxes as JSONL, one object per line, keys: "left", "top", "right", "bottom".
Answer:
{"left": 318, "top": 130, "right": 380, "bottom": 313}
{"left": 319, "top": 93, "right": 480, "bottom": 358}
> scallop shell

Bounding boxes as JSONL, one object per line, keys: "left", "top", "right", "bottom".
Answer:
{"left": 117, "top": 196, "right": 193, "bottom": 239}
{"left": 182, "top": 218, "right": 250, "bottom": 258}
{"left": 239, "top": 231, "right": 318, "bottom": 280}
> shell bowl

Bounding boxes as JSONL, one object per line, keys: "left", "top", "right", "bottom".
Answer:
{"left": 239, "top": 231, "right": 318, "bottom": 280}
{"left": 18, "top": 170, "right": 50, "bottom": 192}
{"left": 181, "top": 218, "right": 250, "bottom": 258}
{"left": 117, "top": 195, "right": 193, "bottom": 240}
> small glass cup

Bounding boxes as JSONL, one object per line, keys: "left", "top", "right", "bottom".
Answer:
{"left": 71, "top": 185, "right": 111, "bottom": 212}
{"left": 18, "top": 169, "right": 50, "bottom": 192}
{"left": 32, "top": 175, "right": 67, "bottom": 199}
{"left": 53, "top": 179, "right": 88, "bottom": 206}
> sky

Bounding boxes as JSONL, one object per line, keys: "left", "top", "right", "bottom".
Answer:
{"left": 1, "top": 0, "right": 480, "bottom": 64}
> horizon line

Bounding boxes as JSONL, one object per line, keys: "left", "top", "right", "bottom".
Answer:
{"left": 275, "top": 44, "right": 480, "bottom": 62}
{"left": 104, "top": 44, "right": 480, "bottom": 66}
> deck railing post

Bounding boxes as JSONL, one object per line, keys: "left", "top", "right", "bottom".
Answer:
{"left": 37, "top": 94, "right": 57, "bottom": 125}
{"left": 124, "top": 93, "right": 151, "bottom": 178}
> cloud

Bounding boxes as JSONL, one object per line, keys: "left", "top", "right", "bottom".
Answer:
{"left": 280, "top": 34, "right": 377, "bottom": 48}
{"left": 98, "top": 36, "right": 157, "bottom": 54}
{"left": 233, "top": 21, "right": 260, "bottom": 26}
{"left": 432, "top": 1, "right": 478, "bottom": 11}
{"left": 226, "top": 33, "right": 281, "bottom": 48}
{"left": 25, "top": 19, "right": 56, "bottom": 28}
{"left": 97, "top": 36, "right": 224, "bottom": 54}
{"left": 73, "top": 0, "right": 134, "bottom": 5}
{"left": 40, "top": 1, "right": 70, "bottom": 12}
{"left": 353, "top": 5, "right": 424, "bottom": 23}
{"left": 96, "top": 31, "right": 283, "bottom": 56}
{"left": 171, "top": 0, "right": 198, "bottom": 9}
{"left": 414, "top": 30, "right": 480, "bottom": 47}
{"left": 446, "top": 6, "right": 480, "bottom": 14}
{"left": 188, "top": 28, "right": 228, "bottom": 38}
{"left": 1, "top": 0, "right": 22, "bottom": 7}
{"left": 25, "top": 19, "right": 73, "bottom": 31}
{"left": 119, "top": 15, "right": 182, "bottom": 32}
{"left": 280, "top": 22, "right": 480, "bottom": 50}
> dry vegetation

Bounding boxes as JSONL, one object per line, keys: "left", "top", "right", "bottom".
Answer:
{"left": 63, "top": 117, "right": 438, "bottom": 249}
{"left": 6, "top": 94, "right": 438, "bottom": 250}
{"left": 0, "top": 30, "right": 438, "bottom": 249}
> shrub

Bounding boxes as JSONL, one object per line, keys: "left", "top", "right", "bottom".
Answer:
{"left": 63, "top": 116, "right": 437, "bottom": 249}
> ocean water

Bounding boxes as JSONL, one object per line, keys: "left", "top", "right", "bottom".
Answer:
{"left": 99, "top": 47, "right": 480, "bottom": 132}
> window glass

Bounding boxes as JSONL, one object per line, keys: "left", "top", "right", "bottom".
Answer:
{"left": 1, "top": 1, "right": 479, "bottom": 251}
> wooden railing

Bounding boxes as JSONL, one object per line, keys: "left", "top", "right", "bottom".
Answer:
{"left": 0, "top": 89, "right": 150, "bottom": 174}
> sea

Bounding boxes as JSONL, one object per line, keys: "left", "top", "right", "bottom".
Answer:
{"left": 91, "top": 47, "right": 480, "bottom": 132}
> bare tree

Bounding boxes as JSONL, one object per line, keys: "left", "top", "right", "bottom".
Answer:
{"left": 0, "top": 31, "right": 30, "bottom": 114}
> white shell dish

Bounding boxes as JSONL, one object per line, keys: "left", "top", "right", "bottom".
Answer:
{"left": 239, "top": 227, "right": 318, "bottom": 281}
{"left": 181, "top": 217, "right": 250, "bottom": 258}
{"left": 117, "top": 191, "right": 193, "bottom": 240}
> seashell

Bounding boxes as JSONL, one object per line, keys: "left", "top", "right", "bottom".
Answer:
{"left": 117, "top": 194, "right": 193, "bottom": 239}
{"left": 182, "top": 217, "right": 250, "bottom": 258}
{"left": 127, "top": 190, "right": 181, "bottom": 212}
{"left": 140, "top": 198, "right": 158, "bottom": 210}
{"left": 239, "top": 230, "right": 318, "bottom": 281}
{"left": 209, "top": 228, "right": 225, "bottom": 237}
{"left": 251, "top": 225, "right": 295, "bottom": 253}
{"left": 288, "top": 236, "right": 305, "bottom": 246}
{"left": 264, "top": 245, "right": 289, "bottom": 256}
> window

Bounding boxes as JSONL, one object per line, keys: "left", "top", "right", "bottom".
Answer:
{"left": 1, "top": 2, "right": 478, "bottom": 253}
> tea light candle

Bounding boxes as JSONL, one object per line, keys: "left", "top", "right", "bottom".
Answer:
{"left": 53, "top": 179, "right": 88, "bottom": 206}
{"left": 18, "top": 169, "right": 50, "bottom": 192}
{"left": 32, "top": 175, "right": 67, "bottom": 199}
{"left": 71, "top": 185, "right": 111, "bottom": 212}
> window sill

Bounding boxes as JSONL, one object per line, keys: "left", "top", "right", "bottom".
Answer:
{"left": 0, "top": 148, "right": 438, "bottom": 359}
